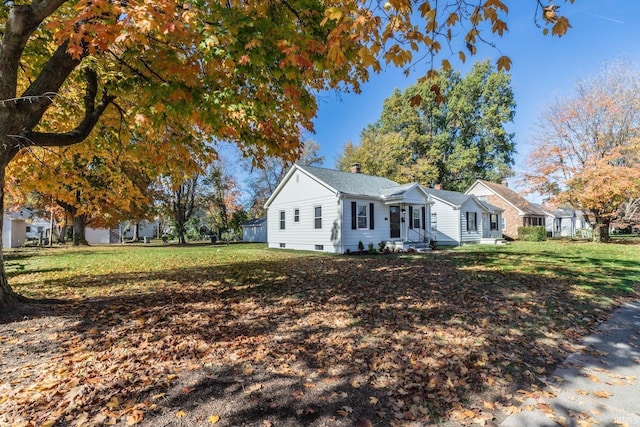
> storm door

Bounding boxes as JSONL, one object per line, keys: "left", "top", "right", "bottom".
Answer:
{"left": 389, "top": 206, "right": 401, "bottom": 239}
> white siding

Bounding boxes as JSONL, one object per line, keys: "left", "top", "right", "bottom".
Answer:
{"left": 267, "top": 170, "right": 342, "bottom": 252}
{"left": 460, "top": 198, "right": 484, "bottom": 243}
{"left": 466, "top": 182, "right": 493, "bottom": 197}
{"left": 86, "top": 227, "right": 111, "bottom": 245}
{"left": 429, "top": 202, "right": 461, "bottom": 246}
{"left": 3, "top": 216, "right": 26, "bottom": 248}
{"left": 341, "top": 199, "right": 391, "bottom": 252}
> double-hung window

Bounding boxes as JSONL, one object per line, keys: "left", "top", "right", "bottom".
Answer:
{"left": 279, "top": 210, "right": 286, "bottom": 230}
{"left": 357, "top": 204, "right": 368, "bottom": 229}
{"left": 294, "top": 208, "right": 300, "bottom": 223}
{"left": 431, "top": 213, "right": 438, "bottom": 230}
{"left": 412, "top": 207, "right": 422, "bottom": 229}
{"left": 490, "top": 214, "right": 498, "bottom": 231}
{"left": 314, "top": 206, "right": 322, "bottom": 229}
{"left": 466, "top": 212, "right": 477, "bottom": 232}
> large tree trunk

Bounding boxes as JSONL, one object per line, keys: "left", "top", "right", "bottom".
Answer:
{"left": 72, "top": 214, "right": 89, "bottom": 246}
{"left": 592, "top": 214, "right": 611, "bottom": 242}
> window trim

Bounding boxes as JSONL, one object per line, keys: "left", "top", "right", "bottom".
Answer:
{"left": 314, "top": 205, "right": 322, "bottom": 229}
{"left": 412, "top": 206, "right": 422, "bottom": 229}
{"left": 357, "top": 203, "right": 368, "bottom": 229}
{"left": 294, "top": 208, "right": 300, "bottom": 223}
{"left": 431, "top": 212, "right": 437, "bottom": 230}
{"left": 279, "top": 210, "right": 286, "bottom": 230}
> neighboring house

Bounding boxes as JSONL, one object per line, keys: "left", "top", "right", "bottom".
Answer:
{"left": 2, "top": 213, "right": 26, "bottom": 248}
{"left": 25, "top": 216, "right": 51, "bottom": 241}
{"left": 545, "top": 206, "right": 592, "bottom": 239}
{"left": 264, "top": 164, "right": 434, "bottom": 253}
{"left": 242, "top": 218, "right": 267, "bottom": 242}
{"left": 466, "top": 180, "right": 547, "bottom": 240}
{"left": 426, "top": 187, "right": 504, "bottom": 246}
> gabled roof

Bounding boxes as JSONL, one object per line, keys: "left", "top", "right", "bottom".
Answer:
{"left": 296, "top": 164, "right": 400, "bottom": 197}
{"left": 541, "top": 206, "right": 574, "bottom": 219}
{"left": 242, "top": 218, "right": 266, "bottom": 227}
{"left": 265, "top": 164, "right": 431, "bottom": 208}
{"left": 468, "top": 180, "right": 546, "bottom": 216}
{"left": 426, "top": 188, "right": 502, "bottom": 212}
{"left": 425, "top": 188, "right": 473, "bottom": 207}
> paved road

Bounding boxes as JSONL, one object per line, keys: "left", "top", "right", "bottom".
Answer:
{"left": 501, "top": 301, "right": 640, "bottom": 427}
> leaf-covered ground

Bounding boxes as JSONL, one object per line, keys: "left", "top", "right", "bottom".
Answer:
{"left": 1, "top": 241, "right": 638, "bottom": 426}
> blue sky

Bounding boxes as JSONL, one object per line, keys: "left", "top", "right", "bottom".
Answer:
{"left": 306, "top": 1, "right": 640, "bottom": 187}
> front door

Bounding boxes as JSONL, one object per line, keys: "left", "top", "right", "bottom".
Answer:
{"left": 389, "top": 206, "right": 400, "bottom": 239}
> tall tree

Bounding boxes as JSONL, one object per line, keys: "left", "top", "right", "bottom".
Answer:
{"left": 525, "top": 61, "right": 640, "bottom": 242}
{"left": 0, "top": 0, "right": 575, "bottom": 306}
{"left": 158, "top": 174, "right": 199, "bottom": 245}
{"left": 337, "top": 61, "right": 516, "bottom": 191}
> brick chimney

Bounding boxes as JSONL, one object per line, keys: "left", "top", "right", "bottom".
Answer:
{"left": 350, "top": 163, "right": 361, "bottom": 173}
{"left": 434, "top": 183, "right": 442, "bottom": 190}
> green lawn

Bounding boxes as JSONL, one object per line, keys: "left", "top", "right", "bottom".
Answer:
{"left": 1, "top": 241, "right": 638, "bottom": 426}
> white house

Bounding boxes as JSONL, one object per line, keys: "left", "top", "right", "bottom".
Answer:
{"left": 264, "top": 164, "right": 434, "bottom": 253}
{"left": 545, "top": 206, "right": 592, "bottom": 239}
{"left": 466, "top": 179, "right": 547, "bottom": 240}
{"left": 426, "top": 187, "right": 504, "bottom": 246}
{"left": 242, "top": 218, "right": 267, "bottom": 242}
{"left": 2, "top": 213, "right": 26, "bottom": 248}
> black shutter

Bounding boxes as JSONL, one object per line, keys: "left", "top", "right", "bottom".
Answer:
{"left": 369, "top": 203, "right": 375, "bottom": 229}
{"left": 351, "top": 202, "right": 356, "bottom": 229}
{"left": 408, "top": 206, "right": 413, "bottom": 229}
{"left": 422, "top": 207, "right": 426, "bottom": 229}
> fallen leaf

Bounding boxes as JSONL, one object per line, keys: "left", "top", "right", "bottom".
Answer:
{"left": 176, "top": 410, "right": 187, "bottom": 418}
{"left": 536, "top": 402, "right": 555, "bottom": 415}
{"left": 208, "top": 414, "right": 220, "bottom": 424}
{"left": 369, "top": 396, "right": 379, "bottom": 406}
{"left": 127, "top": 410, "right": 144, "bottom": 425}
{"left": 593, "top": 390, "right": 613, "bottom": 398}
{"left": 355, "top": 418, "right": 373, "bottom": 427}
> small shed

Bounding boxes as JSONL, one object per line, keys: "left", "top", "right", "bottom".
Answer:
{"left": 242, "top": 218, "right": 267, "bottom": 242}
{"left": 3, "top": 213, "right": 27, "bottom": 248}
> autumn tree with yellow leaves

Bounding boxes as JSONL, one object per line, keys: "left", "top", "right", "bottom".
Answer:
{"left": 1, "top": 0, "right": 573, "bottom": 305}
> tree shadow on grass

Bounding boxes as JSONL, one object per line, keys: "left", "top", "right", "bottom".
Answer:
{"left": 1, "top": 248, "right": 639, "bottom": 426}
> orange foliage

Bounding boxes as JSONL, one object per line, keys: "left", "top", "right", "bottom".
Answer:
{"left": 525, "top": 62, "right": 640, "bottom": 232}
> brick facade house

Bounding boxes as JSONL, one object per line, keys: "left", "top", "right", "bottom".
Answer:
{"left": 465, "top": 180, "right": 547, "bottom": 240}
